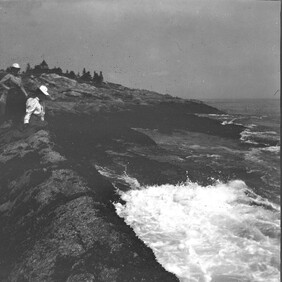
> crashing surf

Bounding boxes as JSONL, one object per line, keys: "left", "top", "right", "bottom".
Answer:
{"left": 114, "top": 176, "right": 280, "bottom": 282}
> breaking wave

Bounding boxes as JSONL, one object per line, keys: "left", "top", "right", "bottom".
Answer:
{"left": 240, "top": 129, "right": 280, "bottom": 146}
{"left": 114, "top": 178, "right": 280, "bottom": 282}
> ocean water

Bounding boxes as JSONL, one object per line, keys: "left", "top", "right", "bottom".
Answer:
{"left": 196, "top": 98, "right": 280, "bottom": 203}
{"left": 101, "top": 98, "right": 280, "bottom": 282}
{"left": 203, "top": 98, "right": 280, "bottom": 203}
{"left": 203, "top": 98, "right": 280, "bottom": 145}
{"left": 115, "top": 178, "right": 280, "bottom": 282}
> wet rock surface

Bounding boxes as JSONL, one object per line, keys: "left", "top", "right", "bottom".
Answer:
{"left": 0, "top": 74, "right": 245, "bottom": 281}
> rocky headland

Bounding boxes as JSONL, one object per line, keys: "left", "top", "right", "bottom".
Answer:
{"left": 0, "top": 73, "right": 245, "bottom": 281}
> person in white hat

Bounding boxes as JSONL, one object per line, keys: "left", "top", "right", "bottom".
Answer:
{"left": 24, "top": 85, "right": 53, "bottom": 125}
{"left": 0, "top": 63, "right": 28, "bottom": 97}
{"left": 0, "top": 63, "right": 28, "bottom": 124}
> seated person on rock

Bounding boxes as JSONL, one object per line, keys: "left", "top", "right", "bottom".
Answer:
{"left": 0, "top": 63, "right": 28, "bottom": 125}
{"left": 24, "top": 85, "right": 53, "bottom": 126}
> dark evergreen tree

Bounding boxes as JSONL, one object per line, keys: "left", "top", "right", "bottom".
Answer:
{"left": 56, "top": 67, "right": 63, "bottom": 75}
{"left": 50, "top": 67, "right": 62, "bottom": 75}
{"left": 69, "top": 71, "right": 77, "bottom": 79}
{"left": 93, "top": 71, "right": 99, "bottom": 83}
{"left": 81, "top": 70, "right": 92, "bottom": 81}
{"left": 40, "top": 60, "right": 49, "bottom": 70}
{"left": 33, "top": 60, "right": 49, "bottom": 74}
{"left": 99, "top": 71, "right": 104, "bottom": 83}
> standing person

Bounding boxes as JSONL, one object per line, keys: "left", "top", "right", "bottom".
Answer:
{"left": 24, "top": 85, "right": 53, "bottom": 126}
{"left": 0, "top": 63, "right": 28, "bottom": 126}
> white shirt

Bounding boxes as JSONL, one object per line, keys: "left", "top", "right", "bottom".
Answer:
{"left": 24, "top": 97, "right": 45, "bottom": 124}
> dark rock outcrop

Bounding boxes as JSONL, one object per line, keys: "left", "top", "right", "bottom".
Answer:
{"left": 0, "top": 73, "right": 245, "bottom": 281}
{"left": 0, "top": 125, "right": 178, "bottom": 281}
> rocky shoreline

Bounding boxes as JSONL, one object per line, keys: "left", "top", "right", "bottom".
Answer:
{"left": 0, "top": 74, "right": 245, "bottom": 281}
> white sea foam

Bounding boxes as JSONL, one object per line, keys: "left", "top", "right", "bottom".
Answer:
{"left": 261, "top": 146, "right": 280, "bottom": 153}
{"left": 208, "top": 114, "right": 230, "bottom": 117}
{"left": 245, "top": 146, "right": 280, "bottom": 164}
{"left": 244, "top": 149, "right": 264, "bottom": 164}
{"left": 222, "top": 121, "right": 244, "bottom": 127}
{"left": 221, "top": 120, "right": 234, "bottom": 125}
{"left": 96, "top": 165, "right": 141, "bottom": 189}
{"left": 246, "top": 124, "right": 257, "bottom": 129}
{"left": 189, "top": 144, "right": 206, "bottom": 150}
{"left": 186, "top": 154, "right": 221, "bottom": 160}
{"left": 240, "top": 129, "right": 279, "bottom": 145}
{"left": 195, "top": 113, "right": 232, "bottom": 122}
{"left": 221, "top": 118, "right": 242, "bottom": 126}
{"left": 114, "top": 178, "right": 280, "bottom": 282}
{"left": 240, "top": 129, "right": 259, "bottom": 145}
{"left": 195, "top": 114, "right": 230, "bottom": 118}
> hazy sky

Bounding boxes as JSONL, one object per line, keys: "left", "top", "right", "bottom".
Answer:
{"left": 0, "top": 0, "right": 279, "bottom": 99}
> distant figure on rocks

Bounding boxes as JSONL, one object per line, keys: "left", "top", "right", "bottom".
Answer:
{"left": 24, "top": 85, "right": 53, "bottom": 127}
{"left": 0, "top": 63, "right": 28, "bottom": 126}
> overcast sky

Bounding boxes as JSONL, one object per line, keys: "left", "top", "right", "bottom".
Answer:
{"left": 0, "top": 0, "right": 279, "bottom": 99}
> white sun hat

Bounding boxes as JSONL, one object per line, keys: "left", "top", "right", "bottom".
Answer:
{"left": 39, "top": 85, "right": 50, "bottom": 96}
{"left": 12, "top": 63, "right": 21, "bottom": 69}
